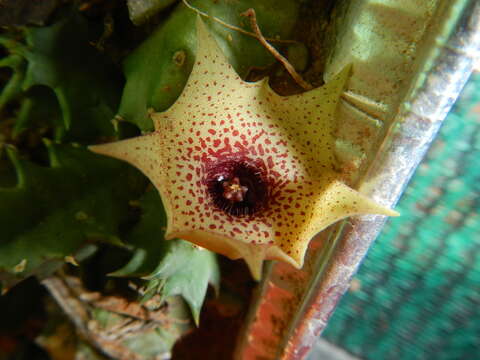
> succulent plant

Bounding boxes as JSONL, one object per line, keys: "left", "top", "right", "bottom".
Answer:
{"left": 0, "top": 0, "right": 309, "bottom": 357}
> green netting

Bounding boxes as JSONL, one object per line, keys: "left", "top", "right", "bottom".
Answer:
{"left": 322, "top": 72, "right": 480, "bottom": 360}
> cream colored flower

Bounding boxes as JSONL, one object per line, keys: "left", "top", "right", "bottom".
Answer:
{"left": 90, "top": 17, "right": 398, "bottom": 279}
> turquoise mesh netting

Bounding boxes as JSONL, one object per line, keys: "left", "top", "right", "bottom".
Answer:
{"left": 322, "top": 72, "right": 480, "bottom": 360}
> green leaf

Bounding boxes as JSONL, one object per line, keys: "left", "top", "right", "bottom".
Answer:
{"left": 4, "top": 8, "right": 123, "bottom": 142}
{"left": 118, "top": 0, "right": 299, "bottom": 130}
{"left": 0, "top": 55, "right": 26, "bottom": 112}
{"left": 112, "top": 189, "right": 220, "bottom": 323}
{"left": 0, "top": 143, "right": 147, "bottom": 281}
{"left": 111, "top": 189, "right": 169, "bottom": 277}
{"left": 13, "top": 85, "right": 63, "bottom": 139}
{"left": 147, "top": 241, "right": 220, "bottom": 324}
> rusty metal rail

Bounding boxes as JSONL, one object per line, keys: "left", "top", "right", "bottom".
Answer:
{"left": 234, "top": 1, "right": 480, "bottom": 359}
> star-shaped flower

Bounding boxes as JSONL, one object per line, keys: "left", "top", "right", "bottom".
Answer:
{"left": 90, "top": 17, "right": 398, "bottom": 279}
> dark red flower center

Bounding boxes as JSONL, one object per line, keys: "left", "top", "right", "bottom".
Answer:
{"left": 206, "top": 160, "right": 268, "bottom": 217}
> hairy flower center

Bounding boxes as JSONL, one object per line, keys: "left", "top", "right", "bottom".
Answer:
{"left": 207, "top": 161, "right": 268, "bottom": 217}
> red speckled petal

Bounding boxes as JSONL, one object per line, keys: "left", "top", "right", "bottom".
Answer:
{"left": 271, "top": 175, "right": 399, "bottom": 268}
{"left": 266, "top": 66, "right": 351, "bottom": 175}
{"left": 89, "top": 134, "right": 174, "bottom": 217}
{"left": 153, "top": 16, "right": 261, "bottom": 133}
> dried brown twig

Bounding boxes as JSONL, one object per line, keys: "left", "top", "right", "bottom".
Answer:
{"left": 182, "top": 1, "right": 312, "bottom": 90}
{"left": 182, "top": 0, "right": 297, "bottom": 45}
{"left": 240, "top": 8, "right": 312, "bottom": 91}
